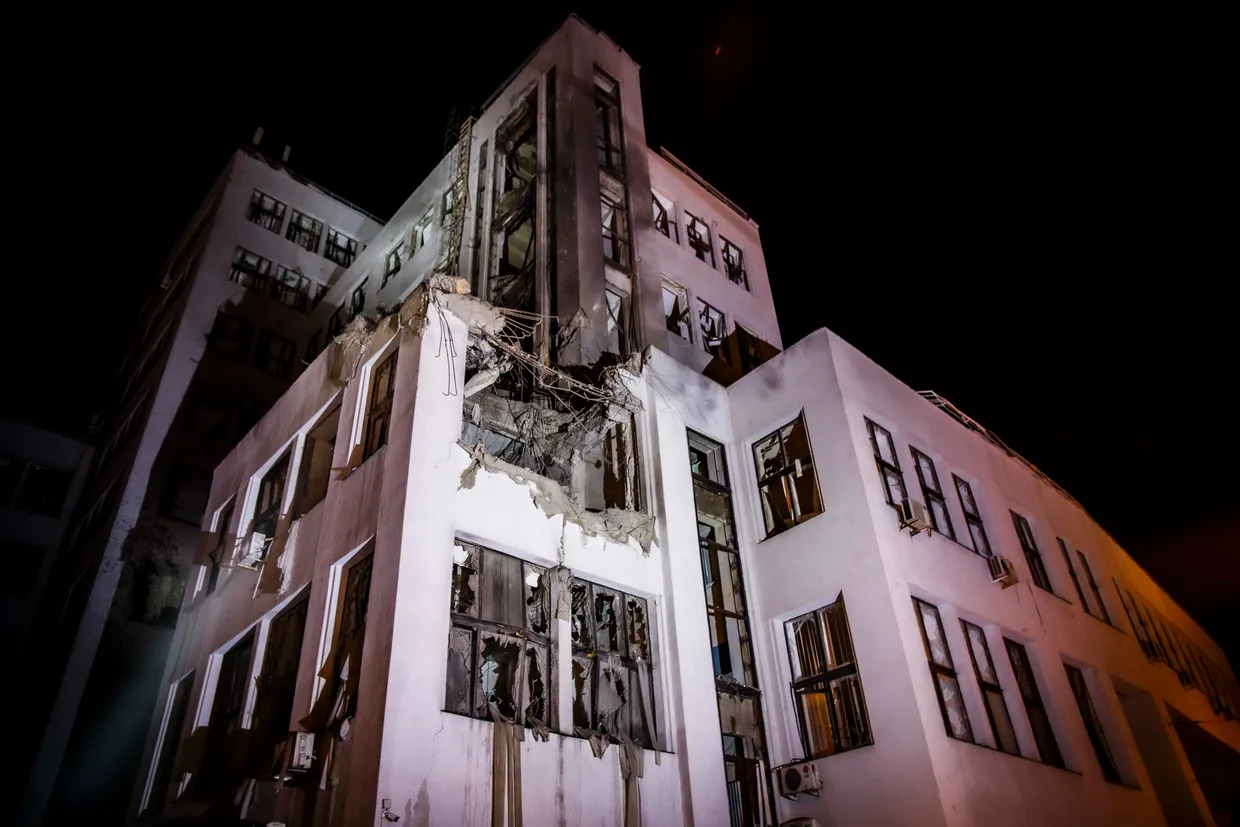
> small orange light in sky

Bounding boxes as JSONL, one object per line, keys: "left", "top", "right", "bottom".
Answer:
{"left": 714, "top": 46, "right": 721, "bottom": 55}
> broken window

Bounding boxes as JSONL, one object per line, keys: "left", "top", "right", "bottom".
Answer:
{"left": 240, "top": 453, "right": 289, "bottom": 569}
{"left": 1004, "top": 638, "right": 1063, "bottom": 767}
{"left": 470, "top": 139, "right": 489, "bottom": 290}
{"left": 201, "top": 633, "right": 255, "bottom": 791}
{"left": 1077, "top": 552, "right": 1111, "bottom": 624}
{"left": 445, "top": 541, "right": 551, "bottom": 727}
{"left": 686, "top": 211, "right": 714, "bottom": 266}
{"left": 492, "top": 216, "right": 535, "bottom": 311}
{"left": 205, "top": 501, "right": 233, "bottom": 595}
{"left": 294, "top": 405, "right": 338, "bottom": 517}
{"left": 208, "top": 312, "right": 254, "bottom": 361}
{"left": 285, "top": 208, "right": 323, "bottom": 252}
{"left": 1011, "top": 512, "right": 1053, "bottom": 592}
{"left": 697, "top": 299, "right": 727, "bottom": 361}
{"left": 247, "top": 189, "right": 285, "bottom": 234}
{"left": 913, "top": 598, "right": 973, "bottom": 742}
{"left": 961, "top": 620, "right": 1019, "bottom": 754}
{"left": 271, "top": 266, "right": 325, "bottom": 312}
{"left": 413, "top": 212, "right": 433, "bottom": 251}
{"left": 383, "top": 240, "right": 407, "bottom": 286}
{"left": 303, "top": 553, "right": 374, "bottom": 737}
{"left": 250, "top": 600, "right": 308, "bottom": 775}
{"left": 652, "top": 190, "right": 677, "bottom": 242}
{"left": 604, "top": 288, "right": 628, "bottom": 355}
{"left": 910, "top": 447, "right": 954, "bottom": 539}
{"left": 1059, "top": 538, "right": 1091, "bottom": 610}
{"left": 720, "top": 237, "right": 748, "bottom": 290}
{"left": 570, "top": 577, "right": 656, "bottom": 746}
{"left": 662, "top": 282, "right": 691, "bottom": 341}
{"left": 252, "top": 329, "right": 296, "bottom": 376}
{"left": 600, "top": 190, "right": 630, "bottom": 269}
{"left": 441, "top": 188, "right": 455, "bottom": 225}
{"left": 324, "top": 228, "right": 358, "bottom": 267}
{"left": 953, "top": 476, "right": 992, "bottom": 557}
{"left": 142, "top": 670, "right": 194, "bottom": 816}
{"left": 595, "top": 70, "right": 624, "bottom": 176}
{"left": 363, "top": 349, "right": 397, "bottom": 460}
{"left": 785, "top": 594, "right": 872, "bottom": 758}
{"left": 752, "top": 413, "right": 822, "bottom": 538}
{"left": 229, "top": 246, "right": 273, "bottom": 290}
{"left": 350, "top": 281, "right": 366, "bottom": 317}
{"left": 500, "top": 102, "right": 536, "bottom": 194}
{"left": 865, "top": 418, "right": 906, "bottom": 512}
{"left": 1064, "top": 664, "right": 1120, "bottom": 783}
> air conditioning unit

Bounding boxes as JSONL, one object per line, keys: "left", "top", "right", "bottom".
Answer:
{"left": 988, "top": 555, "right": 1018, "bottom": 588}
{"left": 899, "top": 498, "right": 933, "bottom": 535}
{"left": 775, "top": 760, "right": 821, "bottom": 800}
{"left": 286, "top": 732, "right": 315, "bottom": 776}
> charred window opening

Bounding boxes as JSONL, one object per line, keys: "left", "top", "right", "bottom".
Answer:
{"left": 686, "top": 211, "right": 714, "bottom": 266}
{"left": 470, "top": 140, "right": 489, "bottom": 290}
{"left": 249, "top": 599, "right": 309, "bottom": 775}
{"left": 595, "top": 70, "right": 624, "bottom": 177}
{"left": 294, "top": 405, "right": 339, "bottom": 517}
{"left": 720, "top": 237, "right": 748, "bottom": 290}
{"left": 786, "top": 595, "right": 873, "bottom": 758}
{"left": 445, "top": 541, "right": 550, "bottom": 727}
{"left": 913, "top": 598, "right": 973, "bottom": 743}
{"left": 570, "top": 577, "right": 655, "bottom": 747}
{"left": 285, "top": 209, "right": 323, "bottom": 253}
{"left": 652, "top": 190, "right": 678, "bottom": 242}
{"left": 324, "top": 228, "right": 359, "bottom": 267}
{"left": 663, "top": 282, "right": 691, "bottom": 341}
{"left": 698, "top": 299, "right": 726, "bottom": 361}
{"left": 753, "top": 413, "right": 822, "bottom": 538}
{"left": 363, "top": 349, "right": 397, "bottom": 460}
{"left": 247, "top": 189, "right": 285, "bottom": 234}
{"left": 239, "top": 453, "right": 289, "bottom": 569}
{"left": 413, "top": 211, "right": 433, "bottom": 252}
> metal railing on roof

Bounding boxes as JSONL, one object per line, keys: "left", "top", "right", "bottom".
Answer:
{"left": 238, "top": 145, "right": 387, "bottom": 226}
{"left": 917, "top": 390, "right": 1083, "bottom": 510}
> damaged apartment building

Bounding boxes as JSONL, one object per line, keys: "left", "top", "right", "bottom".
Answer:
{"left": 128, "top": 15, "right": 1238, "bottom": 827}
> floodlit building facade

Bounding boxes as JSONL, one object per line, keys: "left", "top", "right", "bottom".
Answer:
{"left": 17, "top": 143, "right": 385, "bottom": 825}
{"left": 132, "top": 15, "right": 1239, "bottom": 827}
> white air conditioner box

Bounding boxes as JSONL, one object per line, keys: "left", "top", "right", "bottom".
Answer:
{"left": 775, "top": 760, "right": 821, "bottom": 799}
{"left": 287, "top": 732, "right": 315, "bottom": 775}
{"left": 988, "top": 555, "right": 1018, "bottom": 588}
{"left": 900, "top": 498, "right": 933, "bottom": 535}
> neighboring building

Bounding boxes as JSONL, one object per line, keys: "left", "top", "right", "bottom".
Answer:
{"left": 132, "top": 15, "right": 1238, "bottom": 827}
{"left": 0, "top": 420, "right": 92, "bottom": 661}
{"left": 16, "top": 147, "right": 385, "bottom": 825}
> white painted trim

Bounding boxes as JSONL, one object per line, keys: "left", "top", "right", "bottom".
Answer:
{"left": 310, "top": 538, "right": 374, "bottom": 708}
{"left": 138, "top": 668, "right": 195, "bottom": 814}
{"left": 240, "top": 583, "right": 311, "bottom": 729}
{"left": 346, "top": 334, "right": 400, "bottom": 465}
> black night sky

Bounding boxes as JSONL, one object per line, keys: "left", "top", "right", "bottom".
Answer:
{"left": 5, "top": 6, "right": 1235, "bottom": 661}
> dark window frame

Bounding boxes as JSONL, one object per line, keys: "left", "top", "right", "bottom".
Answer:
{"left": 594, "top": 69, "right": 625, "bottom": 178}
{"left": 285, "top": 208, "right": 323, "bottom": 253}
{"left": 1064, "top": 663, "right": 1120, "bottom": 783}
{"left": 752, "top": 412, "right": 822, "bottom": 539}
{"left": 362, "top": 348, "right": 398, "bottom": 460}
{"left": 662, "top": 281, "right": 691, "bottom": 341}
{"left": 720, "top": 236, "right": 749, "bottom": 290}
{"left": 784, "top": 593, "right": 873, "bottom": 758}
{"left": 142, "top": 669, "right": 195, "bottom": 816}
{"left": 323, "top": 228, "right": 359, "bottom": 267}
{"left": 910, "top": 447, "right": 955, "bottom": 539}
{"left": 913, "top": 598, "right": 974, "bottom": 742}
{"left": 600, "top": 190, "right": 631, "bottom": 270}
{"left": 952, "top": 476, "right": 992, "bottom": 557}
{"left": 961, "top": 620, "right": 1019, "bottom": 754}
{"left": 1011, "top": 511, "right": 1053, "bottom": 592}
{"left": 652, "top": 192, "right": 678, "bottom": 242}
{"left": 1058, "top": 538, "right": 1091, "bottom": 610}
{"left": 207, "top": 312, "right": 255, "bottom": 361}
{"left": 697, "top": 298, "right": 727, "bottom": 361}
{"left": 229, "top": 246, "right": 273, "bottom": 290}
{"left": 1076, "top": 552, "right": 1112, "bottom": 625}
{"left": 247, "top": 190, "right": 286, "bottom": 233}
{"left": 1004, "top": 638, "right": 1064, "bottom": 767}
{"left": 253, "top": 329, "right": 297, "bottom": 377}
{"left": 864, "top": 418, "right": 907, "bottom": 513}
{"left": 685, "top": 211, "right": 715, "bottom": 266}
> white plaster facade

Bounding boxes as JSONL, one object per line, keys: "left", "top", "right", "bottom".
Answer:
{"left": 127, "top": 14, "right": 1238, "bottom": 827}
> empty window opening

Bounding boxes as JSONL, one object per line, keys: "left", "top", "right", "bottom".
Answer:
{"left": 785, "top": 594, "right": 873, "bottom": 757}
{"left": 911, "top": 447, "right": 954, "bottom": 539}
{"left": 1004, "top": 638, "right": 1063, "bottom": 767}
{"left": 720, "top": 237, "right": 748, "bottom": 290}
{"left": 865, "top": 418, "right": 906, "bottom": 512}
{"left": 304, "top": 553, "right": 373, "bottom": 733}
{"left": 205, "top": 501, "right": 233, "bottom": 596}
{"left": 571, "top": 577, "right": 656, "bottom": 746}
{"left": 698, "top": 299, "right": 727, "bottom": 361}
{"left": 285, "top": 209, "right": 323, "bottom": 253}
{"left": 953, "top": 476, "right": 991, "bottom": 557}
{"left": 384, "top": 239, "right": 408, "bottom": 287}
{"left": 324, "top": 228, "right": 358, "bottom": 267}
{"left": 294, "top": 405, "right": 339, "bottom": 517}
{"left": 961, "top": 620, "right": 1019, "bottom": 754}
{"left": 247, "top": 190, "right": 286, "bottom": 234}
{"left": 363, "top": 349, "right": 397, "bottom": 460}
{"left": 600, "top": 189, "right": 631, "bottom": 270}
{"left": 753, "top": 413, "right": 822, "bottom": 538}
{"left": 1065, "top": 664, "right": 1120, "bottom": 783}
{"left": 604, "top": 288, "right": 629, "bottom": 356}
{"left": 249, "top": 600, "right": 309, "bottom": 777}
{"left": 595, "top": 70, "right": 624, "bottom": 176}
{"left": 1011, "top": 512, "right": 1053, "bottom": 592}
{"left": 913, "top": 599, "right": 973, "bottom": 742}
{"left": 652, "top": 190, "right": 678, "bottom": 242}
{"left": 445, "top": 541, "right": 550, "bottom": 728}
{"left": 686, "top": 211, "right": 714, "bottom": 266}
{"left": 662, "top": 281, "right": 691, "bottom": 341}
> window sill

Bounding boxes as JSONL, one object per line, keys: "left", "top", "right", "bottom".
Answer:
{"left": 797, "top": 742, "right": 875, "bottom": 763}
{"left": 948, "top": 735, "right": 1082, "bottom": 776}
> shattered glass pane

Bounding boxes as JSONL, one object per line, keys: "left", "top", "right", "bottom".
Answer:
{"left": 626, "top": 595, "right": 649, "bottom": 660}
{"left": 821, "top": 599, "right": 856, "bottom": 671}
{"left": 478, "top": 633, "right": 522, "bottom": 720}
{"left": 694, "top": 485, "right": 737, "bottom": 549}
{"left": 969, "top": 522, "right": 991, "bottom": 557}
{"left": 883, "top": 467, "right": 907, "bottom": 505}
{"left": 630, "top": 664, "right": 656, "bottom": 748}
{"left": 571, "top": 581, "right": 594, "bottom": 650}
{"left": 594, "top": 587, "right": 623, "bottom": 654}
{"left": 792, "top": 465, "right": 822, "bottom": 520}
{"left": 596, "top": 658, "right": 629, "bottom": 736}
{"left": 717, "top": 692, "right": 760, "bottom": 742}
{"left": 937, "top": 673, "right": 973, "bottom": 741}
{"left": 753, "top": 432, "right": 783, "bottom": 480}
{"left": 604, "top": 288, "right": 624, "bottom": 354}
{"left": 786, "top": 612, "right": 826, "bottom": 680}
{"left": 919, "top": 602, "right": 951, "bottom": 667}
{"left": 445, "top": 626, "right": 473, "bottom": 714}
{"left": 795, "top": 682, "right": 836, "bottom": 757}
{"left": 964, "top": 622, "right": 995, "bottom": 683}
{"left": 524, "top": 643, "right": 548, "bottom": 724}
{"left": 830, "top": 673, "right": 871, "bottom": 750}
{"left": 701, "top": 543, "right": 743, "bottom": 615}
{"left": 780, "top": 418, "right": 811, "bottom": 465}
{"left": 481, "top": 549, "right": 524, "bottom": 629}
{"left": 450, "top": 543, "right": 478, "bottom": 617}
{"left": 956, "top": 478, "right": 978, "bottom": 515}
{"left": 758, "top": 478, "right": 793, "bottom": 536}
{"left": 572, "top": 656, "right": 594, "bottom": 730}
{"left": 523, "top": 563, "right": 548, "bottom": 634}
{"left": 709, "top": 613, "right": 754, "bottom": 686}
